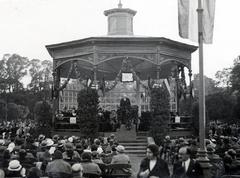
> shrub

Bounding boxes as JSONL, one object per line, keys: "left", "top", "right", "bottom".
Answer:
{"left": 77, "top": 88, "right": 99, "bottom": 138}
{"left": 150, "top": 85, "right": 170, "bottom": 145}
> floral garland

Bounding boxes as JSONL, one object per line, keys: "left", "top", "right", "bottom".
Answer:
{"left": 102, "top": 58, "right": 151, "bottom": 94}
{"left": 55, "top": 61, "right": 74, "bottom": 92}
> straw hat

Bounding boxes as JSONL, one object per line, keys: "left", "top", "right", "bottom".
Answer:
{"left": 8, "top": 160, "right": 22, "bottom": 171}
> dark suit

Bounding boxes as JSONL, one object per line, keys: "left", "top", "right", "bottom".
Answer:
{"left": 119, "top": 97, "right": 131, "bottom": 124}
{"left": 172, "top": 159, "right": 203, "bottom": 178}
{"left": 137, "top": 157, "right": 170, "bottom": 178}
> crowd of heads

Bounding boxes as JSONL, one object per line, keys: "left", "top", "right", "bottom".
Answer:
{"left": 0, "top": 120, "right": 129, "bottom": 178}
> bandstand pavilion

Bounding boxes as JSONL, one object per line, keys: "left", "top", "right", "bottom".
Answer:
{"left": 46, "top": 2, "right": 197, "bottom": 128}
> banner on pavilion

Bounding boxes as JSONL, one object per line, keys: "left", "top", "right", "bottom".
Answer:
{"left": 178, "top": 0, "right": 216, "bottom": 44}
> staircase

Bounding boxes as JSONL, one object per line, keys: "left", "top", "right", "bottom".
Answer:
{"left": 119, "top": 135, "right": 147, "bottom": 157}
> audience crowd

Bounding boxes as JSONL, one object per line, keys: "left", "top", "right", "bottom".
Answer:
{"left": 0, "top": 120, "right": 240, "bottom": 178}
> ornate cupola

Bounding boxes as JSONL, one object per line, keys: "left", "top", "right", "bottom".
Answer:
{"left": 104, "top": 0, "right": 137, "bottom": 36}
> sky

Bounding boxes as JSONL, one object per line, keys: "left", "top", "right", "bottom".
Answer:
{"left": 0, "top": 0, "right": 240, "bottom": 81}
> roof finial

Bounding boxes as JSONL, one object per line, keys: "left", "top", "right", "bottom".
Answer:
{"left": 118, "top": 0, "right": 122, "bottom": 8}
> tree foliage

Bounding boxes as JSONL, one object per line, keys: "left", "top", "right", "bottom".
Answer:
{"left": 215, "top": 68, "right": 232, "bottom": 88}
{"left": 28, "top": 59, "right": 53, "bottom": 94}
{"left": 34, "top": 100, "right": 52, "bottom": 124}
{"left": 1, "top": 54, "right": 29, "bottom": 92}
{"left": 206, "top": 92, "right": 235, "bottom": 122}
{"left": 77, "top": 88, "right": 99, "bottom": 138}
{"left": 230, "top": 56, "right": 240, "bottom": 94}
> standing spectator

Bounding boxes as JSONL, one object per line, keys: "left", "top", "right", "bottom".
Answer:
{"left": 137, "top": 144, "right": 170, "bottom": 178}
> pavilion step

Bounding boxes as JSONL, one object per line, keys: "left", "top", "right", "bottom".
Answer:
{"left": 125, "top": 146, "right": 146, "bottom": 150}
{"left": 119, "top": 140, "right": 146, "bottom": 143}
{"left": 137, "top": 131, "right": 149, "bottom": 137}
{"left": 125, "top": 150, "right": 146, "bottom": 154}
{"left": 119, "top": 142, "right": 147, "bottom": 147}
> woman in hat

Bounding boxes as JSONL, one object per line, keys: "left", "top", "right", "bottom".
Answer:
{"left": 138, "top": 144, "right": 170, "bottom": 178}
{"left": 5, "top": 159, "right": 26, "bottom": 177}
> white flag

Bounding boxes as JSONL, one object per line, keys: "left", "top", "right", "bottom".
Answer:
{"left": 178, "top": 0, "right": 216, "bottom": 44}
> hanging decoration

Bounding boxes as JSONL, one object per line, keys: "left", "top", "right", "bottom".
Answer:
{"left": 52, "top": 61, "right": 74, "bottom": 98}
{"left": 73, "top": 61, "right": 93, "bottom": 88}
{"left": 100, "top": 58, "right": 151, "bottom": 95}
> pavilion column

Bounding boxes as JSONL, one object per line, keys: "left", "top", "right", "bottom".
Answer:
{"left": 156, "top": 65, "right": 161, "bottom": 80}
{"left": 136, "top": 78, "right": 141, "bottom": 117}
{"left": 176, "top": 66, "right": 180, "bottom": 114}
{"left": 93, "top": 65, "right": 98, "bottom": 89}
{"left": 52, "top": 66, "right": 60, "bottom": 128}
{"left": 188, "top": 68, "right": 193, "bottom": 104}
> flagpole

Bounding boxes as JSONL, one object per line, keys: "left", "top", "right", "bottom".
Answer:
{"left": 197, "top": 0, "right": 207, "bottom": 157}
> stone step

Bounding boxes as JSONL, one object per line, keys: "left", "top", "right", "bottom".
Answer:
{"left": 137, "top": 131, "right": 148, "bottom": 136}
{"left": 125, "top": 150, "right": 146, "bottom": 154}
{"left": 119, "top": 140, "right": 147, "bottom": 143}
{"left": 136, "top": 136, "right": 147, "bottom": 139}
{"left": 124, "top": 146, "right": 146, "bottom": 150}
{"left": 119, "top": 142, "right": 147, "bottom": 147}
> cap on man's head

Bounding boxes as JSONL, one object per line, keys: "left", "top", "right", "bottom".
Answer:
{"left": 116, "top": 145, "right": 125, "bottom": 153}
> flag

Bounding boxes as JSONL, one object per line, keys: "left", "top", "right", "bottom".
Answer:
{"left": 178, "top": 0, "right": 216, "bottom": 44}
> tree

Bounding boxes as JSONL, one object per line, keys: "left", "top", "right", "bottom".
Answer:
{"left": 33, "top": 101, "right": 52, "bottom": 137}
{"left": 230, "top": 56, "right": 240, "bottom": 94}
{"left": 28, "top": 59, "right": 53, "bottom": 92}
{"left": 192, "top": 74, "right": 221, "bottom": 96}
{"left": 206, "top": 92, "right": 235, "bottom": 122}
{"left": 150, "top": 85, "right": 170, "bottom": 145}
{"left": 215, "top": 68, "right": 232, "bottom": 88}
{"left": 1, "top": 54, "right": 28, "bottom": 92}
{"left": 0, "top": 99, "right": 7, "bottom": 121}
{"left": 28, "top": 59, "right": 43, "bottom": 92}
{"left": 7, "top": 103, "right": 19, "bottom": 121}
{"left": 77, "top": 88, "right": 99, "bottom": 138}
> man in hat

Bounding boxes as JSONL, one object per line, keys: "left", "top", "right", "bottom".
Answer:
{"left": 111, "top": 145, "right": 132, "bottom": 175}
{"left": 5, "top": 160, "right": 26, "bottom": 177}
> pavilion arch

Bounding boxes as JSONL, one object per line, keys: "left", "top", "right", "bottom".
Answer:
{"left": 159, "top": 58, "right": 191, "bottom": 70}
{"left": 53, "top": 58, "right": 94, "bottom": 71}
{"left": 96, "top": 55, "right": 157, "bottom": 66}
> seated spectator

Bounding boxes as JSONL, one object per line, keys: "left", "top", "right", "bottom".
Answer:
{"left": 18, "top": 149, "right": 35, "bottom": 170}
{"left": 81, "top": 151, "right": 101, "bottom": 176}
{"left": 226, "top": 149, "right": 240, "bottom": 175}
{"left": 62, "top": 142, "right": 81, "bottom": 165}
{"left": 138, "top": 144, "right": 169, "bottom": 178}
{"left": 111, "top": 145, "right": 131, "bottom": 175}
{"left": 5, "top": 159, "right": 26, "bottom": 177}
{"left": 94, "top": 139, "right": 103, "bottom": 154}
{"left": 172, "top": 146, "right": 203, "bottom": 178}
{"left": 92, "top": 151, "right": 104, "bottom": 164}
{"left": 46, "top": 150, "right": 72, "bottom": 178}
{"left": 111, "top": 145, "right": 130, "bottom": 164}
{"left": 27, "top": 167, "right": 41, "bottom": 178}
{"left": 72, "top": 163, "right": 83, "bottom": 178}
{"left": 1, "top": 149, "right": 11, "bottom": 172}
{"left": 0, "top": 169, "right": 4, "bottom": 178}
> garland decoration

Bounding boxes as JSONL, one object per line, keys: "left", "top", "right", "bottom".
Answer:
{"left": 101, "top": 58, "right": 151, "bottom": 95}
